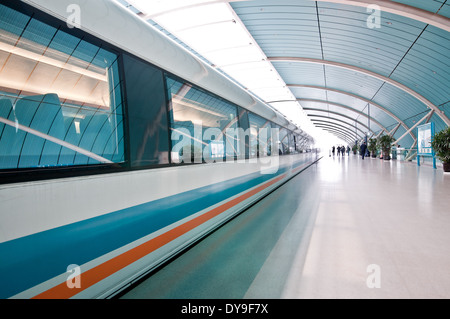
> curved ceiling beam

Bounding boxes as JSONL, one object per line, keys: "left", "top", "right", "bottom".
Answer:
{"left": 298, "top": 99, "right": 388, "bottom": 133}
{"left": 285, "top": 85, "right": 415, "bottom": 140}
{"left": 314, "top": 0, "right": 450, "bottom": 32}
{"left": 313, "top": 121, "right": 365, "bottom": 142}
{"left": 315, "top": 125, "right": 357, "bottom": 143}
{"left": 321, "top": 129, "right": 353, "bottom": 144}
{"left": 268, "top": 57, "right": 450, "bottom": 127}
{"left": 314, "top": 121, "right": 363, "bottom": 140}
{"left": 327, "top": 132, "right": 353, "bottom": 144}
{"left": 270, "top": 98, "right": 387, "bottom": 133}
{"left": 310, "top": 113, "right": 371, "bottom": 135}
{"left": 310, "top": 115, "right": 369, "bottom": 136}
{"left": 315, "top": 122, "right": 364, "bottom": 141}
{"left": 317, "top": 127, "right": 353, "bottom": 143}
{"left": 322, "top": 130, "right": 356, "bottom": 145}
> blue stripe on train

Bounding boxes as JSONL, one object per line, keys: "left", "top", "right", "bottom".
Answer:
{"left": 0, "top": 158, "right": 309, "bottom": 298}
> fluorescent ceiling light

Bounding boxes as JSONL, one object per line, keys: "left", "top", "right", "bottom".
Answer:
{"left": 0, "top": 37, "right": 107, "bottom": 82}
{"left": 130, "top": 0, "right": 218, "bottom": 20}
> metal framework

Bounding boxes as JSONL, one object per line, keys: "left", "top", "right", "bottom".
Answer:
{"left": 298, "top": 99, "right": 388, "bottom": 133}
{"left": 314, "top": 123, "right": 364, "bottom": 141}
{"left": 268, "top": 58, "right": 450, "bottom": 127}
{"left": 311, "top": 117, "right": 368, "bottom": 136}
{"left": 305, "top": 108, "right": 374, "bottom": 133}
{"left": 314, "top": 0, "right": 450, "bottom": 32}
{"left": 285, "top": 85, "right": 418, "bottom": 141}
{"left": 315, "top": 126, "right": 355, "bottom": 144}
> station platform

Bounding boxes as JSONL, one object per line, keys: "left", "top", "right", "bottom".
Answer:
{"left": 118, "top": 154, "right": 450, "bottom": 299}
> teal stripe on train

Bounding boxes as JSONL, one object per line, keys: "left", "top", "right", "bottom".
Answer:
{"left": 0, "top": 158, "right": 311, "bottom": 298}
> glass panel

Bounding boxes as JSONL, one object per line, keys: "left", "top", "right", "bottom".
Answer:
{"left": 237, "top": 107, "right": 249, "bottom": 160}
{"left": 19, "top": 18, "right": 57, "bottom": 53}
{"left": 0, "top": 5, "right": 30, "bottom": 43}
{"left": 279, "top": 128, "right": 289, "bottom": 155}
{"left": 0, "top": 5, "right": 125, "bottom": 169}
{"left": 122, "top": 54, "right": 170, "bottom": 167}
{"left": 288, "top": 132, "right": 295, "bottom": 154}
{"left": 248, "top": 113, "right": 273, "bottom": 158}
{"left": 166, "top": 76, "right": 239, "bottom": 163}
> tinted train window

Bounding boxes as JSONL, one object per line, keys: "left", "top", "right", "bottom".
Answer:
{"left": 237, "top": 108, "right": 250, "bottom": 160}
{"left": 279, "top": 128, "right": 289, "bottom": 155}
{"left": 248, "top": 113, "right": 272, "bottom": 158}
{"left": 288, "top": 133, "right": 295, "bottom": 154}
{"left": 0, "top": 4, "right": 125, "bottom": 170}
{"left": 166, "top": 76, "right": 239, "bottom": 163}
{"left": 296, "top": 134, "right": 306, "bottom": 151}
{"left": 122, "top": 54, "right": 169, "bottom": 167}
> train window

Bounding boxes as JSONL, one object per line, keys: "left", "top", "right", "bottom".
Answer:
{"left": 248, "top": 113, "right": 272, "bottom": 158}
{"left": 279, "top": 128, "right": 289, "bottom": 155}
{"left": 0, "top": 4, "right": 125, "bottom": 170}
{"left": 296, "top": 134, "right": 305, "bottom": 152}
{"left": 166, "top": 76, "right": 239, "bottom": 163}
{"left": 122, "top": 54, "right": 170, "bottom": 167}
{"left": 288, "top": 133, "right": 295, "bottom": 154}
{"left": 237, "top": 108, "right": 250, "bottom": 160}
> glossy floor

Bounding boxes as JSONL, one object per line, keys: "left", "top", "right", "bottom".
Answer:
{"left": 119, "top": 154, "right": 450, "bottom": 299}
{"left": 284, "top": 155, "right": 450, "bottom": 298}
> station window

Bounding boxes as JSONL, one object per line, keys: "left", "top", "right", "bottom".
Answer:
{"left": 166, "top": 76, "right": 239, "bottom": 163}
{"left": 0, "top": 4, "right": 125, "bottom": 170}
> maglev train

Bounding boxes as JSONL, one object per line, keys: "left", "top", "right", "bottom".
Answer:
{"left": 0, "top": 0, "right": 320, "bottom": 299}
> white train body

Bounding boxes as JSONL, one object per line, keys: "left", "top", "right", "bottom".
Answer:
{"left": 0, "top": 0, "right": 318, "bottom": 299}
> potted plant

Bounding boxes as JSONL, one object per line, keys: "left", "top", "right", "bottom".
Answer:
{"left": 377, "top": 135, "right": 395, "bottom": 160}
{"left": 431, "top": 127, "right": 450, "bottom": 172}
{"left": 352, "top": 144, "right": 358, "bottom": 155}
{"left": 368, "top": 138, "right": 378, "bottom": 158}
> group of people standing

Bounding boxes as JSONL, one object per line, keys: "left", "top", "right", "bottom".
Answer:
{"left": 331, "top": 142, "right": 370, "bottom": 160}
{"left": 331, "top": 145, "right": 350, "bottom": 156}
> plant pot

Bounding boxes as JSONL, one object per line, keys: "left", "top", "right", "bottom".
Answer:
{"left": 443, "top": 163, "right": 450, "bottom": 172}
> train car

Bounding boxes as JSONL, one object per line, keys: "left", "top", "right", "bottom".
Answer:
{"left": 0, "top": 0, "right": 320, "bottom": 299}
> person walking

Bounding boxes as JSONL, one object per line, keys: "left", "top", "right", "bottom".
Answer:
{"left": 360, "top": 141, "right": 368, "bottom": 160}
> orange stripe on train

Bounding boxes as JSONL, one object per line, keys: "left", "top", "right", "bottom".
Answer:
{"left": 32, "top": 174, "right": 287, "bottom": 299}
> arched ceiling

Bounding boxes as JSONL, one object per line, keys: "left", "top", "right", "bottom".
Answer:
{"left": 230, "top": 0, "right": 450, "bottom": 147}
{"left": 121, "top": 0, "right": 450, "bottom": 147}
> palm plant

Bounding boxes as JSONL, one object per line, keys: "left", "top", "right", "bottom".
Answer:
{"left": 352, "top": 144, "right": 358, "bottom": 155}
{"left": 377, "top": 135, "right": 395, "bottom": 160}
{"left": 368, "top": 138, "right": 378, "bottom": 158}
{"left": 431, "top": 127, "right": 450, "bottom": 172}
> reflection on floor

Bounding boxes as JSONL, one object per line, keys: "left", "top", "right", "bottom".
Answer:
{"left": 284, "top": 154, "right": 450, "bottom": 299}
